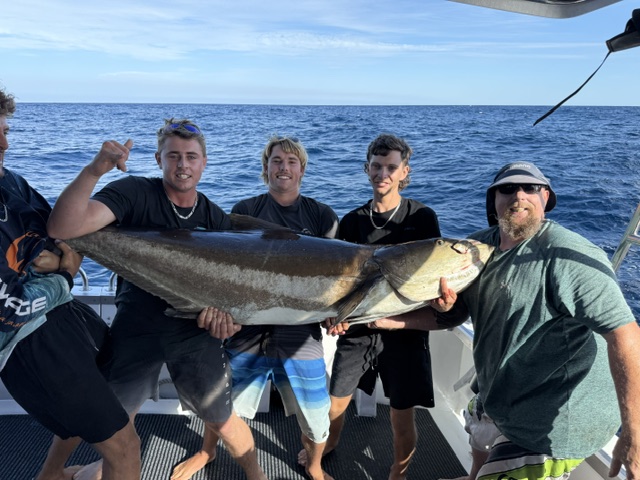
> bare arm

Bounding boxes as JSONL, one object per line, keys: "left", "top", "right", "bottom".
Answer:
{"left": 368, "top": 298, "right": 468, "bottom": 331}
{"left": 605, "top": 321, "right": 640, "bottom": 479}
{"left": 326, "top": 277, "right": 464, "bottom": 336}
{"left": 47, "top": 139, "right": 132, "bottom": 239}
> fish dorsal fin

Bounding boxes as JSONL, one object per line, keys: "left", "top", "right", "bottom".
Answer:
{"left": 229, "top": 213, "right": 291, "bottom": 231}
{"left": 335, "top": 272, "right": 384, "bottom": 324}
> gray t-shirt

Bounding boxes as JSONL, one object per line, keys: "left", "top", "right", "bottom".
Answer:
{"left": 462, "top": 220, "right": 634, "bottom": 458}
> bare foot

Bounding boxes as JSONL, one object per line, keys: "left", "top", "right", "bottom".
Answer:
{"left": 71, "top": 460, "right": 102, "bottom": 480}
{"left": 305, "top": 466, "right": 334, "bottom": 480}
{"left": 297, "top": 446, "right": 334, "bottom": 467}
{"left": 170, "top": 450, "right": 217, "bottom": 480}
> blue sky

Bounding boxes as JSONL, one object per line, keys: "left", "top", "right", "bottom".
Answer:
{"left": 1, "top": 0, "right": 638, "bottom": 105}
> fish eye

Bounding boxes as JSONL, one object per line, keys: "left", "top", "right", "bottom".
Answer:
{"left": 452, "top": 241, "right": 469, "bottom": 254}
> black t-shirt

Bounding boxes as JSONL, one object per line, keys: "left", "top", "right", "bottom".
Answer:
{"left": 232, "top": 193, "right": 338, "bottom": 238}
{"left": 230, "top": 192, "right": 338, "bottom": 335}
{"left": 339, "top": 198, "right": 441, "bottom": 343}
{"left": 339, "top": 198, "right": 440, "bottom": 244}
{"left": 93, "top": 176, "right": 232, "bottom": 311}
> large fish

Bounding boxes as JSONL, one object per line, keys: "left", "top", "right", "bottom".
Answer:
{"left": 67, "top": 216, "right": 494, "bottom": 325}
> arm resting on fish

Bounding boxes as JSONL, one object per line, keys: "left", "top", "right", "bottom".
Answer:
{"left": 368, "top": 298, "right": 468, "bottom": 331}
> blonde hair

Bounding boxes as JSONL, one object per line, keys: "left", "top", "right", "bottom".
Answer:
{"left": 260, "top": 135, "right": 308, "bottom": 184}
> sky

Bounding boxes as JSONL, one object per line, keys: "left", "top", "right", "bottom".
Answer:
{"left": 1, "top": 0, "right": 639, "bottom": 105}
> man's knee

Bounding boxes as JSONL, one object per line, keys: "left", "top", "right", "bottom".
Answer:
{"left": 329, "top": 395, "right": 351, "bottom": 420}
{"left": 97, "top": 421, "right": 141, "bottom": 459}
{"left": 390, "top": 407, "right": 416, "bottom": 435}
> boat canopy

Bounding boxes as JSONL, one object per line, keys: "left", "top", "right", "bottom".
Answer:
{"left": 449, "top": 0, "right": 622, "bottom": 18}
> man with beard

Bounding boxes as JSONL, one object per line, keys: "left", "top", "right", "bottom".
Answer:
{"left": 346, "top": 161, "right": 640, "bottom": 480}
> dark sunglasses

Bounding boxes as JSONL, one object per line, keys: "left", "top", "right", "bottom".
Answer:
{"left": 165, "top": 123, "right": 202, "bottom": 135}
{"left": 496, "top": 184, "right": 545, "bottom": 195}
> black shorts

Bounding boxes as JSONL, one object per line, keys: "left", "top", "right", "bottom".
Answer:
{"left": 103, "top": 303, "right": 232, "bottom": 423}
{"left": 0, "top": 300, "right": 129, "bottom": 443}
{"left": 329, "top": 327, "right": 434, "bottom": 410}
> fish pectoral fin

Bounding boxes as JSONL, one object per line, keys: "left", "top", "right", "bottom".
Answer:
{"left": 335, "top": 273, "right": 384, "bottom": 324}
{"left": 164, "top": 308, "right": 199, "bottom": 319}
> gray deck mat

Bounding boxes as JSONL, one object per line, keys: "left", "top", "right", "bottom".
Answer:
{"left": 0, "top": 401, "right": 466, "bottom": 479}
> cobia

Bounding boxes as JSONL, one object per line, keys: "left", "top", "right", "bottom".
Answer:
{"left": 66, "top": 216, "right": 494, "bottom": 325}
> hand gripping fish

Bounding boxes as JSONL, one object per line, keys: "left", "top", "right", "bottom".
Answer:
{"left": 66, "top": 215, "right": 494, "bottom": 326}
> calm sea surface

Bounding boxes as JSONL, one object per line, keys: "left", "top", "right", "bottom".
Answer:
{"left": 7, "top": 103, "right": 640, "bottom": 317}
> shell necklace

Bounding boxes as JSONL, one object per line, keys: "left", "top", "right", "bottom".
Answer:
{"left": 369, "top": 198, "right": 402, "bottom": 230}
{"left": 166, "top": 190, "right": 199, "bottom": 220}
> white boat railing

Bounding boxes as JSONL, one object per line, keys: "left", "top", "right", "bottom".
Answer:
{"left": 611, "top": 202, "right": 640, "bottom": 272}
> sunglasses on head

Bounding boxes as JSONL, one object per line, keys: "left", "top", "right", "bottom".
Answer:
{"left": 165, "top": 123, "right": 202, "bottom": 135}
{"left": 496, "top": 184, "right": 545, "bottom": 195}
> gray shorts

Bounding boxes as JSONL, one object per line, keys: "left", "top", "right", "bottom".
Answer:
{"left": 104, "top": 305, "right": 232, "bottom": 423}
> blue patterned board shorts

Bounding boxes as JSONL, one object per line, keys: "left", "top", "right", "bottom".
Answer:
{"left": 477, "top": 435, "right": 584, "bottom": 480}
{"left": 226, "top": 324, "right": 330, "bottom": 443}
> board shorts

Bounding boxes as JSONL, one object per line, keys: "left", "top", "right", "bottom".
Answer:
{"left": 477, "top": 435, "right": 584, "bottom": 480}
{"left": 330, "top": 327, "right": 434, "bottom": 410}
{"left": 226, "top": 324, "right": 330, "bottom": 443}
{"left": 0, "top": 300, "right": 129, "bottom": 443}
{"left": 463, "top": 393, "right": 501, "bottom": 452}
{"left": 103, "top": 304, "right": 232, "bottom": 424}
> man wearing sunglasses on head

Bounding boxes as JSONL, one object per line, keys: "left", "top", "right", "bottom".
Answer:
{"left": 365, "top": 161, "right": 640, "bottom": 480}
{"left": 46, "top": 119, "right": 267, "bottom": 480}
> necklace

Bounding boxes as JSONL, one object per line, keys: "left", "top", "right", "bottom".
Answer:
{"left": 166, "top": 191, "right": 199, "bottom": 220}
{"left": 369, "top": 199, "right": 402, "bottom": 230}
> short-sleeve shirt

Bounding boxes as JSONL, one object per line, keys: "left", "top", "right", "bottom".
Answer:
{"left": 338, "top": 198, "right": 441, "bottom": 345}
{"left": 462, "top": 220, "right": 634, "bottom": 458}
{"left": 93, "top": 176, "right": 232, "bottom": 312}
{"left": 232, "top": 193, "right": 337, "bottom": 238}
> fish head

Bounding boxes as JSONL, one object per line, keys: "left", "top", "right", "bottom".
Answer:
{"left": 374, "top": 237, "right": 494, "bottom": 302}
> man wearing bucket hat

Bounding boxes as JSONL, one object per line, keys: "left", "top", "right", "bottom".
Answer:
{"left": 361, "top": 161, "right": 640, "bottom": 479}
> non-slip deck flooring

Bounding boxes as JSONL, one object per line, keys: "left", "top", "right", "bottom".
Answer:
{"left": 0, "top": 399, "right": 466, "bottom": 480}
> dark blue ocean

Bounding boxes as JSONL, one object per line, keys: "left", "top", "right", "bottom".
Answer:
{"left": 6, "top": 103, "right": 640, "bottom": 317}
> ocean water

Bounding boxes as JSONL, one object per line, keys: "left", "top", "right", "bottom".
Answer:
{"left": 6, "top": 103, "right": 640, "bottom": 317}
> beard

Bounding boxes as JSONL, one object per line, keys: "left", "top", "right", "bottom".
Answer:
{"left": 498, "top": 209, "right": 543, "bottom": 242}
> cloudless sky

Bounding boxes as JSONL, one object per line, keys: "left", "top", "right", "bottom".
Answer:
{"left": 2, "top": 0, "right": 639, "bottom": 105}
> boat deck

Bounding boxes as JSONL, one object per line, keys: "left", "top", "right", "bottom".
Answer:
{"left": 0, "top": 396, "right": 466, "bottom": 480}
